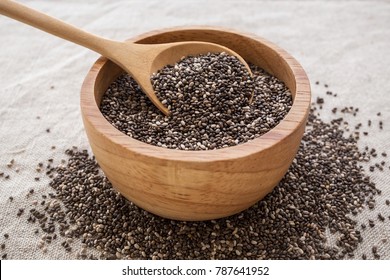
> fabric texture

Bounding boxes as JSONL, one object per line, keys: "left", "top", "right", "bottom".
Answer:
{"left": 0, "top": 0, "right": 389, "bottom": 259}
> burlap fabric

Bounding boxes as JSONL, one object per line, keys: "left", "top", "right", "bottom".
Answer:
{"left": 0, "top": 0, "right": 389, "bottom": 259}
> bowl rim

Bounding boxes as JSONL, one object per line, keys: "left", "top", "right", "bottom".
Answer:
{"left": 80, "top": 26, "right": 311, "bottom": 163}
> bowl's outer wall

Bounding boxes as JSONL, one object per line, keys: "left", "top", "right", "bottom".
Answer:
{"left": 80, "top": 27, "right": 311, "bottom": 221}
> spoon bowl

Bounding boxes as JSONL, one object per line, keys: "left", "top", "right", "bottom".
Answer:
{"left": 113, "top": 40, "right": 253, "bottom": 115}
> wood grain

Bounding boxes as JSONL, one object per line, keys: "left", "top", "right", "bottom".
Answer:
{"left": 80, "top": 26, "right": 311, "bottom": 221}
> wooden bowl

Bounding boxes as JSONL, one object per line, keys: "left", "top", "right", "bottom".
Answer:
{"left": 80, "top": 26, "right": 311, "bottom": 221}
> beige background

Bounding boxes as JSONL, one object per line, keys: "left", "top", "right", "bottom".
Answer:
{"left": 0, "top": 0, "right": 389, "bottom": 259}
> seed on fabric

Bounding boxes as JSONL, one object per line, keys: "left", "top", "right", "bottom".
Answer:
{"left": 17, "top": 208, "right": 24, "bottom": 217}
{"left": 316, "top": 97, "right": 324, "bottom": 104}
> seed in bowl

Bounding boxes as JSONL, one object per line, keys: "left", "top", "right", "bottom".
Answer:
{"left": 100, "top": 52, "right": 292, "bottom": 150}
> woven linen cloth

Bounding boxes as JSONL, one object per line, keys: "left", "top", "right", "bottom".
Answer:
{"left": 0, "top": 0, "right": 389, "bottom": 259}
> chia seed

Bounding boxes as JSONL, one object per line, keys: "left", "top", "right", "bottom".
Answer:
{"left": 100, "top": 53, "right": 292, "bottom": 150}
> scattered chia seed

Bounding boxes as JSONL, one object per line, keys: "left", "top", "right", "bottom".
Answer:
{"left": 100, "top": 53, "right": 292, "bottom": 150}
{"left": 4, "top": 233, "right": 9, "bottom": 239}
{"left": 316, "top": 97, "right": 324, "bottom": 104}
{"left": 0, "top": 244, "right": 4, "bottom": 250}
{"left": 17, "top": 208, "right": 24, "bottom": 217}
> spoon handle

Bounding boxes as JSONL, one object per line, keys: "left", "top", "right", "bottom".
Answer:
{"left": 0, "top": 0, "right": 117, "bottom": 56}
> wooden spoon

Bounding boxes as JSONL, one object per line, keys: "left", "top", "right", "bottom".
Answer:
{"left": 0, "top": 0, "right": 252, "bottom": 115}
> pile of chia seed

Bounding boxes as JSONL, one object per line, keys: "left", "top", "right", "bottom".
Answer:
{"left": 100, "top": 52, "right": 292, "bottom": 150}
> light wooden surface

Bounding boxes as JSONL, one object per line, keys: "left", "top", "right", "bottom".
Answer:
{"left": 0, "top": 0, "right": 253, "bottom": 116}
{"left": 81, "top": 26, "right": 311, "bottom": 221}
